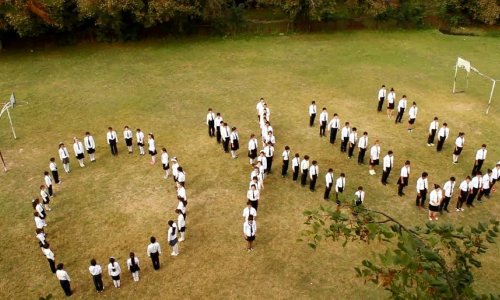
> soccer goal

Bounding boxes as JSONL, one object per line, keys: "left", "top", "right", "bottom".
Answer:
{"left": 452, "top": 57, "right": 498, "bottom": 114}
{"left": 0, "top": 92, "right": 18, "bottom": 139}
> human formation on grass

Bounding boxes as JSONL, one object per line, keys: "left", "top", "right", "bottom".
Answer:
{"left": 32, "top": 126, "right": 188, "bottom": 296}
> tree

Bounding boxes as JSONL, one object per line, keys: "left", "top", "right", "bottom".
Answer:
{"left": 300, "top": 204, "right": 499, "bottom": 299}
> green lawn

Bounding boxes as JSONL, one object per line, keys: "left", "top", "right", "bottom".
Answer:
{"left": 0, "top": 30, "right": 499, "bottom": 299}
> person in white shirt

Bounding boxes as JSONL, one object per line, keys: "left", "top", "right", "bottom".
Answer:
{"left": 309, "top": 101, "right": 317, "bottom": 127}
{"left": 415, "top": 172, "right": 429, "bottom": 207}
{"left": 394, "top": 95, "right": 407, "bottom": 124}
{"left": 44, "top": 171, "right": 53, "bottom": 196}
{"left": 221, "top": 122, "right": 231, "bottom": 153}
{"left": 340, "top": 122, "right": 350, "bottom": 153}
{"left": 243, "top": 201, "right": 257, "bottom": 222}
{"left": 35, "top": 228, "right": 46, "bottom": 247}
{"left": 377, "top": 85, "right": 386, "bottom": 112}
{"left": 33, "top": 199, "right": 46, "bottom": 223}
{"left": 348, "top": 127, "right": 358, "bottom": 159}
{"left": 357, "top": 131, "right": 368, "bottom": 165}
{"left": 249, "top": 177, "right": 263, "bottom": 192}
{"left": 84, "top": 131, "right": 96, "bottom": 162}
{"left": 248, "top": 134, "right": 259, "bottom": 165}
{"left": 407, "top": 101, "right": 418, "bottom": 132}
{"left": 168, "top": 220, "right": 179, "bottom": 256}
{"left": 440, "top": 177, "right": 456, "bottom": 213}
{"left": 41, "top": 243, "right": 56, "bottom": 273}
{"left": 230, "top": 127, "right": 240, "bottom": 159}
{"left": 161, "top": 148, "right": 170, "bottom": 179}
{"left": 427, "top": 117, "right": 439, "bottom": 146}
{"left": 471, "top": 144, "right": 487, "bottom": 176}
{"left": 397, "top": 160, "right": 411, "bottom": 196}
{"left": 40, "top": 184, "right": 51, "bottom": 211}
{"left": 477, "top": 169, "right": 493, "bottom": 202}
{"left": 386, "top": 87, "right": 395, "bottom": 118}
{"left": 72, "top": 137, "right": 85, "bottom": 167}
{"left": 436, "top": 123, "right": 449, "bottom": 152}
{"left": 328, "top": 113, "right": 340, "bottom": 144}
{"left": 354, "top": 186, "right": 365, "bottom": 206}
{"left": 56, "top": 263, "right": 72, "bottom": 296}
{"left": 263, "top": 142, "right": 274, "bottom": 174}
{"left": 147, "top": 236, "right": 161, "bottom": 270}
{"left": 34, "top": 212, "right": 46, "bottom": 229}
{"left": 123, "top": 125, "right": 133, "bottom": 154}
{"left": 491, "top": 162, "right": 500, "bottom": 192}
{"left": 452, "top": 132, "right": 465, "bottom": 164}
{"left": 88, "top": 259, "right": 104, "bottom": 293}
{"left": 324, "top": 168, "right": 334, "bottom": 200}
{"left": 106, "top": 127, "right": 118, "bottom": 156}
{"left": 247, "top": 184, "right": 260, "bottom": 210}
{"left": 58, "top": 142, "right": 70, "bottom": 173}
{"left": 335, "top": 173, "right": 346, "bottom": 204}
{"left": 369, "top": 140, "right": 381, "bottom": 175}
{"left": 309, "top": 160, "right": 319, "bottom": 191}
{"left": 207, "top": 108, "right": 216, "bottom": 137}
{"left": 108, "top": 257, "right": 121, "bottom": 288}
{"left": 292, "top": 153, "right": 300, "bottom": 182}
{"left": 456, "top": 176, "right": 471, "bottom": 211}
{"left": 281, "top": 146, "right": 290, "bottom": 177}
{"left": 257, "top": 151, "right": 267, "bottom": 178}
{"left": 300, "top": 155, "right": 310, "bottom": 186}
{"left": 147, "top": 133, "right": 157, "bottom": 164}
{"left": 49, "top": 157, "right": 60, "bottom": 184}
{"left": 127, "top": 252, "right": 140, "bottom": 282}
{"left": 256, "top": 98, "right": 265, "bottom": 122}
{"left": 171, "top": 157, "right": 180, "bottom": 182}
{"left": 261, "top": 103, "right": 271, "bottom": 122}
{"left": 177, "top": 167, "right": 186, "bottom": 187}
{"left": 136, "top": 128, "right": 145, "bottom": 155}
{"left": 243, "top": 215, "right": 257, "bottom": 251}
{"left": 215, "top": 113, "right": 223, "bottom": 144}
{"left": 381, "top": 151, "right": 394, "bottom": 185}
{"left": 319, "top": 107, "right": 328, "bottom": 137}
{"left": 428, "top": 184, "right": 443, "bottom": 221}
{"left": 176, "top": 208, "right": 186, "bottom": 241}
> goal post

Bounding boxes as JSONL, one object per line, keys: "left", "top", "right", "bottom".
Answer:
{"left": 0, "top": 92, "right": 17, "bottom": 139}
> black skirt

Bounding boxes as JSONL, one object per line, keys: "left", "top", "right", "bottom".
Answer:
{"left": 370, "top": 159, "right": 379, "bottom": 166}
{"left": 388, "top": 102, "right": 395, "bottom": 109}
{"left": 246, "top": 235, "right": 255, "bottom": 241}
{"left": 429, "top": 204, "right": 439, "bottom": 212}
{"left": 76, "top": 153, "right": 84, "bottom": 160}
{"left": 111, "top": 275, "right": 120, "bottom": 280}
{"left": 248, "top": 149, "right": 257, "bottom": 159}
{"left": 149, "top": 150, "right": 157, "bottom": 156}
{"left": 137, "top": 142, "right": 144, "bottom": 147}
{"left": 62, "top": 157, "right": 70, "bottom": 164}
{"left": 231, "top": 140, "right": 239, "bottom": 151}
{"left": 163, "top": 163, "right": 170, "bottom": 170}
{"left": 125, "top": 138, "right": 133, "bottom": 146}
{"left": 453, "top": 147, "right": 463, "bottom": 155}
{"left": 87, "top": 148, "right": 95, "bottom": 154}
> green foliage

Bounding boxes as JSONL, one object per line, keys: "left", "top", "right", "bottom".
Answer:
{"left": 301, "top": 205, "right": 500, "bottom": 299}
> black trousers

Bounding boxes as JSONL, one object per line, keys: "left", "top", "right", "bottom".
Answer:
{"left": 48, "top": 258, "right": 56, "bottom": 273}
{"left": 467, "top": 188, "right": 479, "bottom": 205}
{"left": 310, "top": 174, "right": 317, "bottom": 191}
{"left": 358, "top": 148, "right": 366, "bottom": 164}
{"left": 436, "top": 136, "right": 445, "bottom": 151}
{"left": 329, "top": 128, "right": 338, "bottom": 144}
{"left": 92, "top": 274, "right": 104, "bottom": 292}
{"left": 427, "top": 129, "right": 436, "bottom": 144}
{"left": 216, "top": 127, "right": 221, "bottom": 143}
{"left": 309, "top": 114, "right": 316, "bottom": 127}
{"left": 397, "top": 177, "right": 408, "bottom": 195}
{"left": 324, "top": 184, "right": 332, "bottom": 199}
{"left": 51, "top": 170, "right": 59, "bottom": 184}
{"left": 395, "top": 108, "right": 405, "bottom": 123}
{"left": 440, "top": 196, "right": 451, "bottom": 211}
{"left": 251, "top": 200, "right": 259, "bottom": 210}
{"left": 416, "top": 188, "right": 427, "bottom": 206}
{"left": 282, "top": 160, "right": 289, "bottom": 176}
{"left": 457, "top": 190, "right": 467, "bottom": 209}
{"left": 471, "top": 160, "right": 484, "bottom": 176}
{"left": 301, "top": 170, "right": 308, "bottom": 186}
{"left": 381, "top": 168, "right": 392, "bottom": 184}
{"left": 59, "top": 280, "right": 72, "bottom": 296}
{"left": 348, "top": 143, "right": 355, "bottom": 158}
{"left": 377, "top": 97, "right": 384, "bottom": 112}
{"left": 222, "top": 138, "right": 229, "bottom": 152}
{"left": 340, "top": 137, "right": 348, "bottom": 152}
{"left": 208, "top": 120, "right": 215, "bottom": 137}
{"left": 109, "top": 139, "right": 118, "bottom": 155}
{"left": 292, "top": 166, "right": 299, "bottom": 181}
{"left": 150, "top": 252, "right": 160, "bottom": 270}
{"left": 266, "top": 157, "right": 273, "bottom": 173}
{"left": 320, "top": 121, "right": 327, "bottom": 136}
{"left": 478, "top": 188, "right": 490, "bottom": 201}
{"left": 47, "top": 185, "right": 53, "bottom": 196}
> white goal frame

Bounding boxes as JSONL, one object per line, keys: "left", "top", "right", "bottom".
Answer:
{"left": 0, "top": 92, "right": 18, "bottom": 139}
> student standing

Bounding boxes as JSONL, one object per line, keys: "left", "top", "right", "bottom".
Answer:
{"left": 369, "top": 140, "right": 381, "bottom": 175}
{"left": 300, "top": 155, "right": 310, "bottom": 186}
{"left": 107, "top": 257, "right": 121, "bottom": 288}
{"left": 407, "top": 102, "right": 418, "bottom": 132}
{"left": 354, "top": 186, "right": 365, "bottom": 206}
{"left": 106, "top": 127, "right": 118, "bottom": 156}
{"left": 58, "top": 143, "right": 70, "bottom": 173}
{"left": 248, "top": 134, "right": 258, "bottom": 165}
{"left": 221, "top": 123, "right": 231, "bottom": 153}
{"left": 215, "top": 113, "right": 223, "bottom": 144}
{"left": 147, "top": 236, "right": 161, "bottom": 270}
{"left": 263, "top": 142, "right": 274, "bottom": 174}
{"left": 453, "top": 132, "right": 465, "bottom": 164}
{"left": 394, "top": 95, "right": 407, "bottom": 124}
{"left": 176, "top": 209, "right": 186, "bottom": 241}
{"left": 440, "top": 177, "right": 456, "bottom": 213}
{"left": 415, "top": 172, "right": 429, "bottom": 208}
{"left": 428, "top": 184, "right": 442, "bottom": 221}
{"left": 247, "top": 184, "right": 260, "bottom": 210}
{"left": 335, "top": 173, "right": 346, "bottom": 204}
{"left": 386, "top": 88, "right": 395, "bottom": 118}
{"left": 33, "top": 198, "right": 46, "bottom": 221}
{"left": 230, "top": 127, "right": 240, "bottom": 159}
{"left": 40, "top": 185, "right": 52, "bottom": 211}
{"left": 357, "top": 131, "right": 368, "bottom": 164}
{"left": 243, "top": 215, "right": 257, "bottom": 251}
{"left": 264, "top": 131, "right": 276, "bottom": 146}
{"left": 56, "top": 263, "right": 72, "bottom": 296}
{"left": 123, "top": 126, "right": 133, "bottom": 154}
{"left": 83, "top": 132, "right": 96, "bottom": 162}
{"left": 161, "top": 148, "right": 170, "bottom": 179}
{"left": 309, "top": 101, "right": 317, "bottom": 127}
{"left": 377, "top": 85, "right": 386, "bottom": 112}
{"left": 456, "top": 176, "right": 471, "bottom": 212}
{"left": 436, "top": 123, "right": 449, "bottom": 152}
{"left": 41, "top": 243, "right": 56, "bottom": 273}
{"left": 347, "top": 127, "right": 357, "bottom": 159}
{"left": 242, "top": 201, "right": 257, "bottom": 222}
{"left": 49, "top": 158, "right": 61, "bottom": 184}
{"left": 256, "top": 98, "right": 265, "bottom": 122}
{"left": 491, "top": 162, "right": 500, "bottom": 192}
{"left": 136, "top": 128, "right": 145, "bottom": 155}
{"left": 281, "top": 146, "right": 290, "bottom": 177}
{"left": 309, "top": 160, "right": 319, "bottom": 191}
{"left": 340, "top": 122, "right": 350, "bottom": 153}
{"left": 127, "top": 252, "right": 140, "bottom": 282}
{"left": 471, "top": 144, "right": 487, "bottom": 176}
{"left": 88, "top": 259, "right": 104, "bottom": 293}
{"left": 171, "top": 158, "right": 180, "bottom": 182}
{"left": 36, "top": 228, "right": 46, "bottom": 247}
{"left": 381, "top": 151, "right": 394, "bottom": 185}
{"left": 176, "top": 167, "right": 186, "bottom": 187}
{"left": 324, "top": 168, "right": 334, "bottom": 200}
{"left": 477, "top": 169, "right": 492, "bottom": 202}
{"left": 72, "top": 137, "right": 85, "bottom": 167}
{"left": 207, "top": 108, "right": 216, "bottom": 137}
{"left": 397, "top": 161, "right": 411, "bottom": 196}
{"left": 167, "top": 220, "right": 179, "bottom": 256}
{"left": 328, "top": 113, "right": 340, "bottom": 144}
{"left": 34, "top": 212, "right": 47, "bottom": 230}
{"left": 319, "top": 108, "right": 328, "bottom": 137}
{"left": 147, "top": 133, "right": 157, "bottom": 164}
{"left": 44, "top": 171, "right": 54, "bottom": 196}
{"left": 292, "top": 153, "right": 300, "bottom": 181}
{"left": 427, "top": 117, "right": 439, "bottom": 146}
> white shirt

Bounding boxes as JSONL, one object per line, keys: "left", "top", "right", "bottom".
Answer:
{"left": 108, "top": 262, "right": 121, "bottom": 277}
{"left": 429, "top": 120, "right": 439, "bottom": 133}
{"left": 264, "top": 145, "right": 274, "bottom": 157}
{"left": 242, "top": 206, "right": 257, "bottom": 221}
{"left": 243, "top": 221, "right": 256, "bottom": 237}
{"left": 36, "top": 231, "right": 46, "bottom": 245}
{"left": 482, "top": 174, "right": 491, "bottom": 189}
{"left": 492, "top": 167, "right": 500, "bottom": 180}
{"left": 123, "top": 129, "right": 133, "bottom": 139}
{"left": 397, "top": 98, "right": 407, "bottom": 110}
{"left": 248, "top": 180, "right": 262, "bottom": 191}
{"left": 206, "top": 112, "right": 215, "bottom": 124}
{"left": 34, "top": 216, "right": 46, "bottom": 229}
{"left": 161, "top": 152, "right": 169, "bottom": 164}
{"left": 248, "top": 138, "right": 258, "bottom": 151}
{"left": 408, "top": 106, "right": 418, "bottom": 119}
{"left": 349, "top": 132, "right": 357, "bottom": 144}
{"left": 355, "top": 190, "right": 365, "bottom": 203}
{"left": 358, "top": 136, "right": 368, "bottom": 149}
{"left": 341, "top": 126, "right": 350, "bottom": 139}
{"left": 136, "top": 131, "right": 144, "bottom": 144}
{"left": 58, "top": 147, "right": 69, "bottom": 160}
{"left": 177, "top": 199, "right": 186, "bottom": 215}
{"left": 455, "top": 136, "right": 464, "bottom": 148}
{"left": 44, "top": 175, "right": 52, "bottom": 187}
{"left": 106, "top": 131, "right": 118, "bottom": 143}
{"left": 325, "top": 172, "right": 334, "bottom": 186}
{"left": 247, "top": 189, "right": 259, "bottom": 201}
{"left": 328, "top": 117, "right": 340, "bottom": 129}
{"left": 438, "top": 127, "right": 449, "bottom": 139}
{"left": 42, "top": 247, "right": 54, "bottom": 260}
{"left": 56, "top": 269, "right": 71, "bottom": 281}
{"left": 292, "top": 157, "right": 300, "bottom": 168}
{"left": 370, "top": 145, "right": 380, "bottom": 160}
{"left": 300, "top": 159, "right": 309, "bottom": 171}
{"left": 148, "top": 138, "right": 156, "bottom": 152}
{"left": 335, "top": 177, "right": 345, "bottom": 192}
{"left": 257, "top": 155, "right": 267, "bottom": 170}
{"left": 89, "top": 265, "right": 102, "bottom": 276}
{"left": 147, "top": 242, "right": 161, "bottom": 256}
{"left": 177, "top": 186, "right": 186, "bottom": 200}
{"left": 84, "top": 135, "right": 96, "bottom": 150}
{"left": 49, "top": 161, "right": 57, "bottom": 171}
{"left": 262, "top": 107, "right": 270, "bottom": 120}
{"left": 168, "top": 223, "right": 178, "bottom": 241}
{"left": 309, "top": 165, "right": 319, "bottom": 178}
{"left": 230, "top": 131, "right": 239, "bottom": 143}
{"left": 475, "top": 148, "right": 487, "bottom": 160}
{"left": 35, "top": 203, "right": 45, "bottom": 217}
{"left": 127, "top": 257, "right": 140, "bottom": 271}
{"left": 387, "top": 91, "right": 395, "bottom": 103}
{"left": 400, "top": 165, "right": 410, "bottom": 178}
{"left": 282, "top": 150, "right": 290, "bottom": 161}
{"left": 459, "top": 180, "right": 469, "bottom": 192}
{"left": 383, "top": 155, "right": 394, "bottom": 171}
{"left": 172, "top": 162, "right": 179, "bottom": 178}
{"left": 256, "top": 101, "right": 265, "bottom": 114}
{"left": 309, "top": 104, "right": 317, "bottom": 116}
{"left": 177, "top": 172, "right": 186, "bottom": 183}
{"left": 214, "top": 116, "right": 223, "bottom": 127}
{"left": 264, "top": 135, "right": 276, "bottom": 145}
{"left": 378, "top": 88, "right": 386, "bottom": 99}
{"left": 177, "top": 213, "right": 186, "bottom": 228}
{"left": 319, "top": 111, "right": 328, "bottom": 123}
{"left": 220, "top": 126, "right": 230, "bottom": 139}
{"left": 429, "top": 189, "right": 442, "bottom": 206}
{"left": 443, "top": 180, "right": 455, "bottom": 197}
{"left": 73, "top": 141, "right": 84, "bottom": 155}
{"left": 416, "top": 177, "right": 428, "bottom": 191}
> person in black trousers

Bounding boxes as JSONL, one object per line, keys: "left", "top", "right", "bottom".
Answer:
{"left": 397, "top": 161, "right": 410, "bottom": 196}
{"left": 56, "top": 263, "right": 72, "bottom": 296}
{"left": 300, "top": 155, "right": 310, "bottom": 186}
{"left": 206, "top": 108, "right": 215, "bottom": 137}
{"left": 324, "top": 168, "right": 334, "bottom": 200}
{"left": 41, "top": 243, "right": 56, "bottom": 273}
{"left": 309, "top": 160, "right": 318, "bottom": 191}
{"left": 147, "top": 236, "right": 161, "bottom": 270}
{"left": 281, "top": 146, "right": 290, "bottom": 177}
{"left": 88, "top": 259, "right": 104, "bottom": 293}
{"left": 292, "top": 153, "right": 300, "bottom": 181}
{"left": 106, "top": 127, "right": 118, "bottom": 156}
{"left": 309, "top": 101, "right": 317, "bottom": 127}
{"left": 394, "top": 95, "right": 407, "bottom": 124}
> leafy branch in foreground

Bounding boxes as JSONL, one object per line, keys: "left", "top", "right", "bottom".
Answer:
{"left": 299, "top": 204, "right": 499, "bottom": 300}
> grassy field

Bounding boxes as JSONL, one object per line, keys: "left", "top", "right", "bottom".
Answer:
{"left": 0, "top": 30, "right": 499, "bottom": 299}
